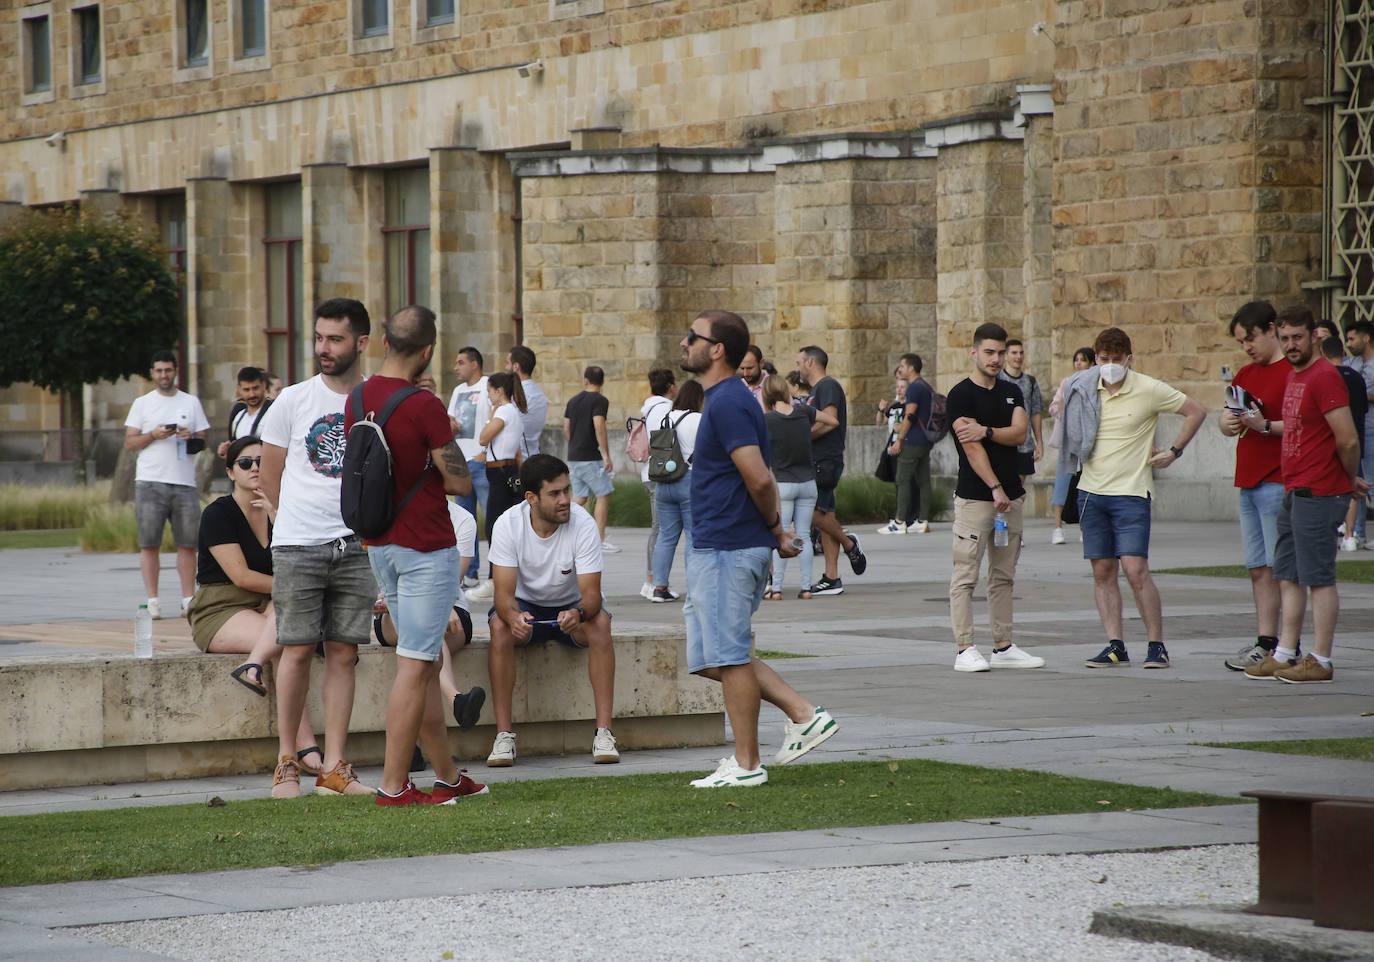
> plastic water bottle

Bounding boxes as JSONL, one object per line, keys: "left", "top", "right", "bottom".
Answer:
{"left": 176, "top": 412, "right": 189, "bottom": 460}
{"left": 993, "top": 512, "right": 1009, "bottom": 547}
{"left": 134, "top": 604, "right": 154, "bottom": 658}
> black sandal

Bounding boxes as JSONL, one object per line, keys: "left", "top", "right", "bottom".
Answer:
{"left": 230, "top": 663, "right": 267, "bottom": 697}
{"left": 295, "top": 745, "right": 324, "bottom": 776}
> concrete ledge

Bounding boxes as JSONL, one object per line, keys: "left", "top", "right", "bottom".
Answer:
{"left": 1090, "top": 904, "right": 1374, "bottom": 962}
{"left": 0, "top": 625, "right": 724, "bottom": 790}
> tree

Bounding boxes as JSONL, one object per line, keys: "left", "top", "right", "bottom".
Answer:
{"left": 0, "top": 206, "right": 181, "bottom": 482}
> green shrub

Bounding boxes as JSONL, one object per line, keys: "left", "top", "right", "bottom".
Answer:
{"left": 79, "top": 504, "right": 176, "bottom": 553}
{"left": 834, "top": 474, "right": 951, "bottom": 523}
{"left": 595, "top": 478, "right": 652, "bottom": 528}
{"left": 0, "top": 483, "right": 110, "bottom": 531}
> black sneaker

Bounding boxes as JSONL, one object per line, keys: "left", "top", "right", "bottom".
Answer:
{"left": 1143, "top": 642, "right": 1170, "bottom": 669}
{"left": 810, "top": 576, "right": 844, "bottom": 596}
{"left": 651, "top": 587, "right": 677, "bottom": 603}
{"left": 1085, "top": 641, "right": 1129, "bottom": 667}
{"left": 452, "top": 686, "right": 486, "bottom": 730}
{"left": 844, "top": 534, "right": 867, "bottom": 575}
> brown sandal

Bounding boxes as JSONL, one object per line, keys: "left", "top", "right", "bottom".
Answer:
{"left": 763, "top": 590, "right": 783, "bottom": 601}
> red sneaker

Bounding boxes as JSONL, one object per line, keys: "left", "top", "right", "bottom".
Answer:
{"left": 431, "top": 770, "right": 489, "bottom": 802}
{"left": 374, "top": 781, "right": 434, "bottom": 807}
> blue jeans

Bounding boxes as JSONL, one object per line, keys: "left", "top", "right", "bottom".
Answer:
{"left": 653, "top": 473, "right": 693, "bottom": 587}
{"left": 684, "top": 545, "right": 770, "bottom": 673}
{"left": 455, "top": 458, "right": 489, "bottom": 579}
{"left": 1051, "top": 468, "right": 1074, "bottom": 509}
{"left": 773, "top": 479, "right": 817, "bottom": 592}
{"left": 1238, "top": 481, "right": 1283, "bottom": 569}
{"left": 368, "top": 543, "right": 461, "bottom": 662}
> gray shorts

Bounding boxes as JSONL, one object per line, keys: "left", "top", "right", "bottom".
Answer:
{"left": 271, "top": 537, "right": 377, "bottom": 646}
{"left": 135, "top": 481, "right": 201, "bottom": 549}
{"left": 1272, "top": 490, "right": 1346, "bottom": 587}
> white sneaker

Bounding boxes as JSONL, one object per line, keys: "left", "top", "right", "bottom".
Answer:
{"left": 875, "top": 519, "right": 906, "bottom": 535}
{"left": 689, "top": 756, "right": 768, "bottom": 788}
{"left": 146, "top": 598, "right": 161, "bottom": 620}
{"left": 601, "top": 540, "right": 622, "bottom": 553}
{"left": 486, "top": 730, "right": 517, "bottom": 767}
{"left": 639, "top": 582, "right": 655, "bottom": 599}
{"left": 1051, "top": 527, "right": 1066, "bottom": 545}
{"left": 1341, "top": 537, "right": 1360, "bottom": 552}
{"left": 909, "top": 520, "right": 930, "bottom": 534}
{"left": 592, "top": 727, "right": 620, "bottom": 764}
{"left": 467, "top": 579, "right": 494, "bottom": 600}
{"left": 989, "top": 643, "right": 1046, "bottom": 669}
{"left": 954, "top": 646, "right": 991, "bottom": 672}
{"left": 774, "top": 707, "right": 838, "bottom": 765}
{"left": 462, "top": 576, "right": 481, "bottom": 590}
{"left": 181, "top": 595, "right": 193, "bottom": 617}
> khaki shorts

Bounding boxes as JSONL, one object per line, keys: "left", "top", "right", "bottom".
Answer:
{"left": 187, "top": 582, "right": 271, "bottom": 652}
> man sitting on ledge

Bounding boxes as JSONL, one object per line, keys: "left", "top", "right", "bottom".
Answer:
{"left": 485, "top": 454, "right": 618, "bottom": 767}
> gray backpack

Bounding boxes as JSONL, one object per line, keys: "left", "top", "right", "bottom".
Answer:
{"left": 647, "top": 411, "right": 690, "bottom": 483}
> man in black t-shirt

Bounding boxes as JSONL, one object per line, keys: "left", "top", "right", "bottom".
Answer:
{"left": 946, "top": 322, "right": 1047, "bottom": 674}
{"left": 563, "top": 365, "right": 619, "bottom": 551}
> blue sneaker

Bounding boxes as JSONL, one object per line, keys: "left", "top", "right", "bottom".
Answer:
{"left": 1143, "top": 642, "right": 1170, "bottom": 669}
{"left": 1085, "top": 641, "right": 1129, "bottom": 667}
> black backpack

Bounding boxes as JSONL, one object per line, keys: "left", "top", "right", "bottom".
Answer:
{"left": 647, "top": 411, "right": 691, "bottom": 483}
{"left": 340, "top": 384, "right": 431, "bottom": 539}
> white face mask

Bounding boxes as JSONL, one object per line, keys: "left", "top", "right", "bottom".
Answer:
{"left": 1099, "top": 362, "right": 1127, "bottom": 385}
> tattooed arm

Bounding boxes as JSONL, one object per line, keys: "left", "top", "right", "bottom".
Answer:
{"left": 431, "top": 439, "right": 474, "bottom": 498}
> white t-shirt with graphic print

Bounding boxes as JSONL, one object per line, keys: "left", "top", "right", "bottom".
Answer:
{"left": 447, "top": 376, "right": 491, "bottom": 462}
{"left": 258, "top": 374, "right": 355, "bottom": 546}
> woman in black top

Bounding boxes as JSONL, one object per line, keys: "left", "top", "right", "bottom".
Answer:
{"left": 762, "top": 374, "right": 837, "bottom": 600}
{"left": 186, "top": 437, "right": 320, "bottom": 769}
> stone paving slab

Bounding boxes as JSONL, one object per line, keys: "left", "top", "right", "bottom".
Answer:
{"left": 1090, "top": 904, "right": 1374, "bottom": 962}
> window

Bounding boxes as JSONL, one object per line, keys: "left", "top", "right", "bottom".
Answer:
{"left": 425, "top": 0, "right": 454, "bottom": 26}
{"left": 351, "top": 0, "right": 392, "bottom": 51}
{"left": 383, "top": 168, "right": 431, "bottom": 317}
{"left": 158, "top": 195, "right": 189, "bottom": 387}
{"left": 412, "top": 0, "right": 458, "bottom": 43}
{"left": 186, "top": 0, "right": 208, "bottom": 66}
{"left": 24, "top": 14, "right": 52, "bottom": 94}
{"left": 264, "top": 183, "right": 305, "bottom": 384}
{"left": 241, "top": 0, "right": 265, "bottom": 57}
{"left": 361, "top": 0, "right": 388, "bottom": 35}
{"left": 74, "top": 6, "right": 101, "bottom": 85}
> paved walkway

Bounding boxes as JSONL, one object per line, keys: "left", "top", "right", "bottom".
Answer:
{"left": 2, "top": 519, "right": 1372, "bottom": 960}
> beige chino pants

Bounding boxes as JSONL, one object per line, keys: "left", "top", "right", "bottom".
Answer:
{"left": 949, "top": 495, "right": 1024, "bottom": 649}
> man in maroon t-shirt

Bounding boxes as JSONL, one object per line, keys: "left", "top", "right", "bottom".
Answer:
{"left": 1218, "top": 301, "right": 1290, "bottom": 671}
{"left": 345, "top": 306, "right": 485, "bottom": 806}
{"left": 1246, "top": 307, "right": 1369, "bottom": 685}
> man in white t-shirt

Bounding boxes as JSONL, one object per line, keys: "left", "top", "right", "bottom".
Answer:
{"left": 257, "top": 298, "right": 379, "bottom": 800}
{"left": 507, "top": 345, "right": 547, "bottom": 456}
{"left": 485, "top": 454, "right": 618, "bottom": 768}
{"left": 447, "top": 345, "right": 491, "bottom": 587}
{"left": 637, "top": 368, "right": 677, "bottom": 599}
{"left": 123, "top": 350, "right": 210, "bottom": 620}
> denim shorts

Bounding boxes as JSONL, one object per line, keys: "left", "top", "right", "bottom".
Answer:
{"left": 569, "top": 460, "right": 615, "bottom": 499}
{"left": 1078, "top": 491, "right": 1152, "bottom": 559}
{"left": 368, "top": 543, "right": 461, "bottom": 662}
{"left": 271, "top": 537, "right": 377, "bottom": 646}
{"left": 488, "top": 598, "right": 596, "bottom": 648}
{"left": 374, "top": 606, "right": 472, "bottom": 647}
{"left": 1272, "top": 490, "right": 1346, "bottom": 587}
{"left": 1238, "top": 481, "right": 1284, "bottom": 570}
{"left": 683, "top": 545, "right": 770, "bottom": 673}
{"left": 135, "top": 481, "right": 201, "bottom": 548}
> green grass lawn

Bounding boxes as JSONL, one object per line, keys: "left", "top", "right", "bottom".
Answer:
{"left": 1198, "top": 736, "right": 1374, "bottom": 763}
{"left": 0, "top": 529, "right": 81, "bottom": 549}
{"left": 1157, "top": 561, "right": 1374, "bottom": 584}
{"left": 0, "top": 759, "right": 1231, "bottom": 888}
{"left": 755, "top": 649, "right": 813, "bottom": 659}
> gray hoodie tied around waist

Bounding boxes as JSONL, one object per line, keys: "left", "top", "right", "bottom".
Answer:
{"left": 1057, "top": 365, "right": 1103, "bottom": 475}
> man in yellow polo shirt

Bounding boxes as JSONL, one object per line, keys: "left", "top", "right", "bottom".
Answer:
{"left": 1074, "top": 327, "right": 1206, "bottom": 669}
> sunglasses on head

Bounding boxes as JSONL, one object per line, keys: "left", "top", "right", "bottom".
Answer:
{"left": 685, "top": 330, "right": 722, "bottom": 346}
{"left": 234, "top": 456, "right": 262, "bottom": 470}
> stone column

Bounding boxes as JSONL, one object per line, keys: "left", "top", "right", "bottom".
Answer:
{"left": 187, "top": 177, "right": 253, "bottom": 418}
{"left": 302, "top": 162, "right": 372, "bottom": 359}
{"left": 1017, "top": 85, "right": 1056, "bottom": 381}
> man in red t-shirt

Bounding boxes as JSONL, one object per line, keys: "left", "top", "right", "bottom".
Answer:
{"left": 345, "top": 306, "right": 485, "bottom": 806}
{"left": 1218, "top": 302, "right": 1289, "bottom": 671}
{"left": 1247, "top": 307, "right": 1369, "bottom": 685}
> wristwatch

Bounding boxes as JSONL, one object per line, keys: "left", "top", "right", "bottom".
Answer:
{"left": 1169, "top": 445, "right": 1183, "bottom": 458}
{"left": 984, "top": 425, "right": 993, "bottom": 441}
{"left": 575, "top": 605, "right": 587, "bottom": 622}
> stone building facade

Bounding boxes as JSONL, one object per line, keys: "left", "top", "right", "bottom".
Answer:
{"left": 0, "top": 0, "right": 1340, "bottom": 513}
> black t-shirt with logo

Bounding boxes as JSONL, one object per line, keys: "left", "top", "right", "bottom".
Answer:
{"left": 564, "top": 390, "right": 610, "bottom": 461}
{"left": 946, "top": 376, "right": 1026, "bottom": 502}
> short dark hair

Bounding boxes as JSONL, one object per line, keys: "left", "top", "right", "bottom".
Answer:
{"left": 1005, "top": 338, "right": 1024, "bottom": 349}
{"left": 1353, "top": 320, "right": 1374, "bottom": 339}
{"left": 674, "top": 379, "right": 704, "bottom": 412}
{"left": 1276, "top": 306, "right": 1315, "bottom": 332}
{"left": 745, "top": 344, "right": 763, "bottom": 363}
{"left": 972, "top": 323, "right": 1008, "bottom": 346}
{"left": 786, "top": 370, "right": 810, "bottom": 392}
{"left": 648, "top": 367, "right": 675, "bottom": 396}
{"left": 225, "top": 435, "right": 261, "bottom": 466}
{"left": 385, "top": 305, "right": 437, "bottom": 356}
{"left": 509, "top": 344, "right": 536, "bottom": 376}
{"left": 698, "top": 310, "right": 750, "bottom": 368}
{"left": 236, "top": 366, "right": 265, "bottom": 384}
{"left": 458, "top": 346, "right": 483, "bottom": 369}
{"left": 1229, "top": 300, "right": 1276, "bottom": 337}
{"left": 799, "top": 344, "right": 829, "bottom": 369}
{"left": 315, "top": 298, "right": 371, "bottom": 337}
{"left": 1073, "top": 346, "right": 1096, "bottom": 366}
{"left": 1094, "top": 327, "right": 1133, "bottom": 356}
{"left": 1321, "top": 335, "right": 1345, "bottom": 361}
{"left": 584, "top": 365, "right": 605, "bottom": 386}
{"left": 1315, "top": 318, "right": 1339, "bottom": 338}
{"left": 150, "top": 350, "right": 177, "bottom": 367}
{"left": 519, "top": 453, "right": 568, "bottom": 498}
{"left": 899, "top": 352, "right": 922, "bottom": 374}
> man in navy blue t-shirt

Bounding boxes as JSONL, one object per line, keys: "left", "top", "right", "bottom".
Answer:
{"left": 680, "top": 309, "right": 838, "bottom": 788}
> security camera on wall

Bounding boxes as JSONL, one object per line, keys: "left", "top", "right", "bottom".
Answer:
{"left": 517, "top": 60, "right": 544, "bottom": 79}
{"left": 44, "top": 131, "right": 67, "bottom": 150}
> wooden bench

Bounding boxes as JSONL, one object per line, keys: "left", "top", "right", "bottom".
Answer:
{"left": 1241, "top": 789, "right": 1374, "bottom": 931}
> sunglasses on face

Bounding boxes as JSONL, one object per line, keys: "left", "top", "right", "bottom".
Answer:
{"left": 234, "top": 456, "right": 262, "bottom": 470}
{"left": 685, "top": 330, "right": 722, "bottom": 346}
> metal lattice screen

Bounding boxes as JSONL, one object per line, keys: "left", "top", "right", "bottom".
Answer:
{"left": 1330, "top": 0, "right": 1374, "bottom": 327}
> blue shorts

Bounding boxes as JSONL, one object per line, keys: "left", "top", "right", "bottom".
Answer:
{"left": 1078, "top": 491, "right": 1152, "bottom": 560}
{"left": 569, "top": 460, "right": 615, "bottom": 499}
{"left": 1238, "top": 481, "right": 1283, "bottom": 569}
{"left": 683, "top": 545, "right": 770, "bottom": 673}
{"left": 1272, "top": 490, "right": 1345, "bottom": 587}
{"left": 367, "top": 543, "right": 461, "bottom": 662}
{"left": 488, "top": 598, "right": 594, "bottom": 648}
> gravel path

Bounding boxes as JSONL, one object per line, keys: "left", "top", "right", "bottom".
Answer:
{"left": 79, "top": 845, "right": 1255, "bottom": 961}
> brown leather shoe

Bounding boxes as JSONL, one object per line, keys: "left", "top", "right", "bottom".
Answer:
{"left": 271, "top": 755, "right": 301, "bottom": 799}
{"left": 315, "top": 760, "right": 373, "bottom": 796}
{"left": 1243, "top": 653, "right": 1297, "bottom": 680}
